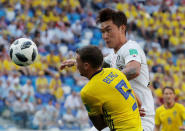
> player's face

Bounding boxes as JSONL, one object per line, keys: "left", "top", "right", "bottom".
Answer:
{"left": 76, "top": 54, "right": 87, "bottom": 77}
{"left": 100, "top": 20, "right": 124, "bottom": 49}
{"left": 163, "top": 88, "right": 175, "bottom": 105}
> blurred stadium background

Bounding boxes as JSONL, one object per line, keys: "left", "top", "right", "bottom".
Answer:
{"left": 0, "top": 0, "right": 184, "bottom": 130}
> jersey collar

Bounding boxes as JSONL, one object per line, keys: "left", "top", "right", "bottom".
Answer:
{"left": 90, "top": 68, "right": 103, "bottom": 79}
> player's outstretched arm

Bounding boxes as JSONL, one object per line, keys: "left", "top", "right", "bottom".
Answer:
{"left": 60, "top": 59, "right": 76, "bottom": 70}
{"left": 121, "top": 60, "right": 141, "bottom": 80}
{"left": 89, "top": 115, "right": 107, "bottom": 131}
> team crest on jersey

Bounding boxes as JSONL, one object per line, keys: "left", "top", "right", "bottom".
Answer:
{"left": 167, "top": 117, "right": 172, "bottom": 124}
{"left": 116, "top": 55, "right": 125, "bottom": 70}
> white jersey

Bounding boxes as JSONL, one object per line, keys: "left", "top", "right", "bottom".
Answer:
{"left": 104, "top": 40, "right": 155, "bottom": 124}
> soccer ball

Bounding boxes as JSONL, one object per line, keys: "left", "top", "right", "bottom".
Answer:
{"left": 9, "top": 38, "right": 38, "bottom": 66}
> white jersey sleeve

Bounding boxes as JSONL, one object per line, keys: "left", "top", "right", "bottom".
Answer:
{"left": 104, "top": 54, "right": 112, "bottom": 64}
{"left": 122, "top": 45, "right": 141, "bottom": 64}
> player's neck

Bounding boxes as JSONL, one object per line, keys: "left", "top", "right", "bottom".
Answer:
{"left": 88, "top": 67, "right": 102, "bottom": 80}
{"left": 164, "top": 102, "right": 175, "bottom": 109}
{"left": 114, "top": 39, "right": 127, "bottom": 53}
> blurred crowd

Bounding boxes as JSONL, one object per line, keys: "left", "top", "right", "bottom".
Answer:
{"left": 0, "top": 0, "right": 184, "bottom": 130}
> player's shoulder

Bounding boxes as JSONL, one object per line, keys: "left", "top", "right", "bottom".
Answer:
{"left": 119, "top": 40, "right": 141, "bottom": 53}
{"left": 124, "top": 40, "right": 140, "bottom": 48}
{"left": 175, "top": 103, "right": 185, "bottom": 110}
{"left": 81, "top": 70, "right": 104, "bottom": 95}
{"left": 80, "top": 80, "right": 93, "bottom": 95}
{"left": 156, "top": 105, "right": 165, "bottom": 113}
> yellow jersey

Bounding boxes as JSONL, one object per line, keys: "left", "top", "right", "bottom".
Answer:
{"left": 155, "top": 103, "right": 185, "bottom": 131}
{"left": 80, "top": 68, "right": 142, "bottom": 131}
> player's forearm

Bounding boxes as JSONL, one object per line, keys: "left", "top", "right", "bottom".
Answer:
{"left": 154, "top": 125, "right": 160, "bottom": 131}
{"left": 122, "top": 66, "right": 139, "bottom": 80}
{"left": 122, "top": 61, "right": 140, "bottom": 80}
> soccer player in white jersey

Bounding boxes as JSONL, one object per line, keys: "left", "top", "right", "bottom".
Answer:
{"left": 97, "top": 8, "right": 155, "bottom": 131}
{"left": 60, "top": 8, "right": 155, "bottom": 131}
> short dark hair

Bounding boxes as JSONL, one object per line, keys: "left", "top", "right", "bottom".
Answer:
{"left": 162, "top": 87, "right": 175, "bottom": 94}
{"left": 96, "top": 8, "right": 127, "bottom": 28}
{"left": 76, "top": 45, "right": 103, "bottom": 69}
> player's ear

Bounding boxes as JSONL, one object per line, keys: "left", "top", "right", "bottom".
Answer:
{"left": 84, "top": 62, "right": 90, "bottom": 70}
{"left": 120, "top": 25, "right": 126, "bottom": 33}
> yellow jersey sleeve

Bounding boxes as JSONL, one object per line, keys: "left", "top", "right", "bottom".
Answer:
{"left": 155, "top": 107, "right": 162, "bottom": 125}
{"left": 80, "top": 90, "right": 103, "bottom": 116}
{"left": 179, "top": 104, "right": 185, "bottom": 120}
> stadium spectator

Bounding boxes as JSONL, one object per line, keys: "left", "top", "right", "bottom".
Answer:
{"left": 49, "top": 73, "right": 63, "bottom": 102}
{"left": 13, "top": 97, "right": 28, "bottom": 128}
{"left": 46, "top": 50, "right": 60, "bottom": 69}
{"left": 76, "top": 105, "right": 90, "bottom": 129}
{"left": 21, "top": 80, "right": 34, "bottom": 97}
{"left": 7, "top": 72, "right": 20, "bottom": 87}
{"left": 64, "top": 90, "right": 81, "bottom": 110}
{"left": 0, "top": 80, "right": 5, "bottom": 99}
{"left": 33, "top": 106, "right": 49, "bottom": 130}
{"left": 62, "top": 107, "right": 77, "bottom": 128}
{"left": 46, "top": 100, "right": 56, "bottom": 121}
{"left": 34, "top": 98, "right": 43, "bottom": 112}
{"left": 4, "top": 90, "right": 16, "bottom": 109}
{"left": 36, "top": 71, "right": 48, "bottom": 94}
{"left": 71, "top": 20, "right": 82, "bottom": 37}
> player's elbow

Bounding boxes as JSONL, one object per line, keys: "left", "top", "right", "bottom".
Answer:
{"left": 135, "top": 68, "right": 140, "bottom": 77}
{"left": 96, "top": 127, "right": 104, "bottom": 131}
{"left": 133, "top": 63, "right": 141, "bottom": 77}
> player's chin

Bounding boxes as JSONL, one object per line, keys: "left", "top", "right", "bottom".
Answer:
{"left": 106, "top": 42, "right": 113, "bottom": 48}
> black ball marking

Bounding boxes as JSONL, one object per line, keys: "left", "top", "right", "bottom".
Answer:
{"left": 21, "top": 41, "right": 32, "bottom": 50}
{"left": 10, "top": 48, "right": 13, "bottom": 59}
{"left": 15, "top": 53, "right": 28, "bottom": 62}
{"left": 14, "top": 40, "right": 19, "bottom": 45}
{"left": 32, "top": 48, "right": 36, "bottom": 61}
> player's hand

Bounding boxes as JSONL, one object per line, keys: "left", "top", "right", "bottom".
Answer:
{"left": 179, "top": 125, "right": 185, "bottom": 130}
{"left": 60, "top": 59, "right": 76, "bottom": 70}
{"left": 139, "top": 108, "right": 146, "bottom": 117}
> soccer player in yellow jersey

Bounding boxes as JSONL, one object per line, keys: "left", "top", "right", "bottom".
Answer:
{"left": 68, "top": 45, "right": 142, "bottom": 131}
{"left": 155, "top": 87, "right": 185, "bottom": 131}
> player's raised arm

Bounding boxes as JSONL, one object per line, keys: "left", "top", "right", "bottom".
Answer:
{"left": 60, "top": 59, "right": 76, "bottom": 70}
